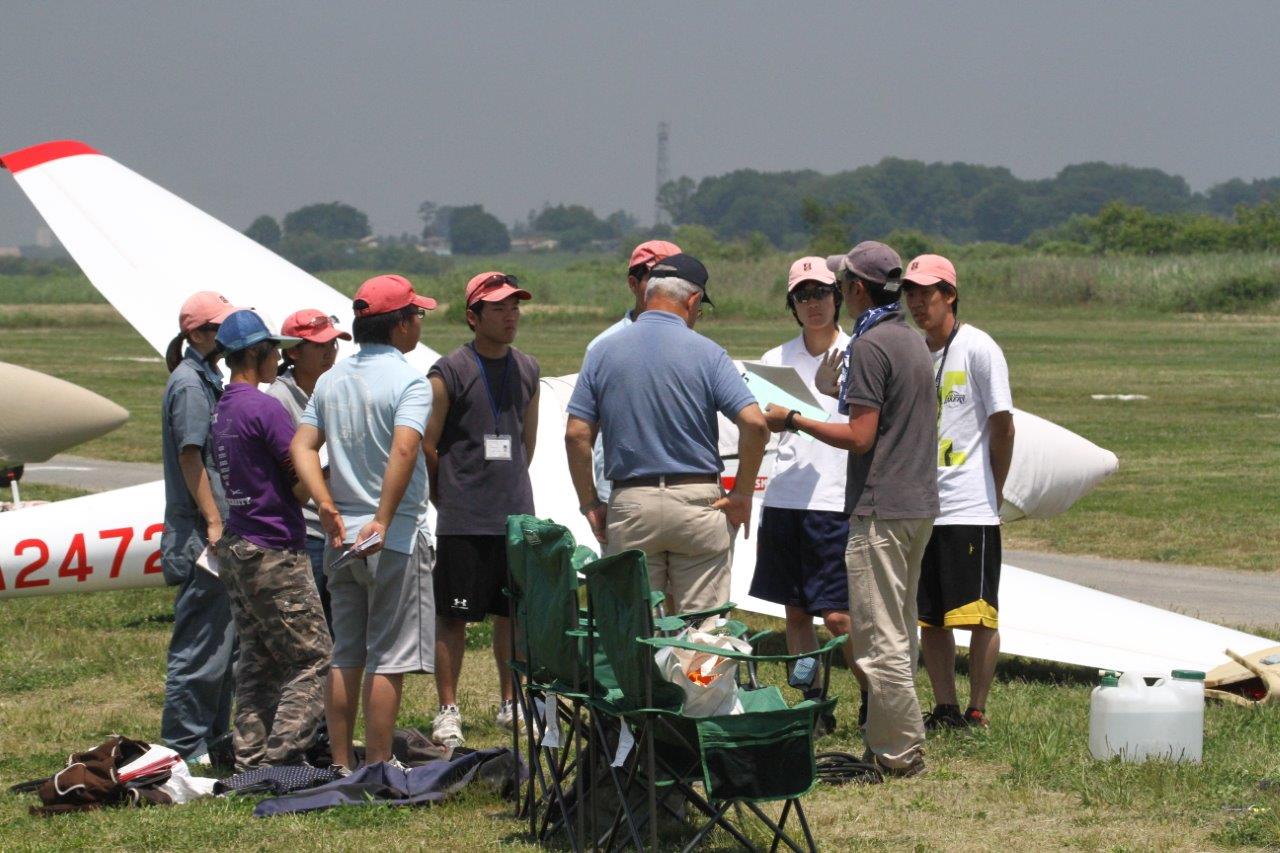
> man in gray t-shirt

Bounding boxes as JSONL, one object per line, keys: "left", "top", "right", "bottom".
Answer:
{"left": 763, "top": 241, "right": 938, "bottom": 778}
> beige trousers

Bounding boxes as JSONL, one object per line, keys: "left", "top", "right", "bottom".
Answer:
{"left": 846, "top": 514, "right": 934, "bottom": 770}
{"left": 606, "top": 482, "right": 733, "bottom": 616}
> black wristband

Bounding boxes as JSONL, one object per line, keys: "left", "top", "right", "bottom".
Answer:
{"left": 784, "top": 409, "right": 801, "bottom": 432}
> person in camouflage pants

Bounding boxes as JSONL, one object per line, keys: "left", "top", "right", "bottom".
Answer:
{"left": 221, "top": 536, "right": 331, "bottom": 769}
{"left": 209, "top": 310, "right": 332, "bottom": 771}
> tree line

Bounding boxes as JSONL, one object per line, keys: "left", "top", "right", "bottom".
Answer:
{"left": 660, "top": 159, "right": 1280, "bottom": 249}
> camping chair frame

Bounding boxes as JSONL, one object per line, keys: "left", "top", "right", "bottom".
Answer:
{"left": 581, "top": 549, "right": 845, "bottom": 852}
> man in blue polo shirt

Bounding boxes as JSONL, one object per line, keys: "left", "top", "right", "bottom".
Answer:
{"left": 566, "top": 253, "right": 769, "bottom": 616}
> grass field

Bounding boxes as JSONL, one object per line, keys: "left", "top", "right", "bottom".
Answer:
{"left": 1, "top": 253, "right": 1279, "bottom": 849}
{"left": 0, "top": 568, "right": 1277, "bottom": 850}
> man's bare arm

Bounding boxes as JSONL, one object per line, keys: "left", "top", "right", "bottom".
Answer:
{"left": 523, "top": 386, "right": 540, "bottom": 464}
{"left": 714, "top": 403, "right": 769, "bottom": 538}
{"left": 988, "top": 410, "right": 1015, "bottom": 507}
{"left": 421, "top": 375, "right": 450, "bottom": 506}
{"left": 763, "top": 402, "right": 879, "bottom": 454}
{"left": 291, "top": 424, "right": 342, "bottom": 548}
{"left": 565, "top": 415, "right": 606, "bottom": 544}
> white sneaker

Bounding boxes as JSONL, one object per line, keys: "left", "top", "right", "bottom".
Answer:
{"left": 495, "top": 699, "right": 523, "bottom": 731}
{"left": 432, "top": 705, "right": 465, "bottom": 747}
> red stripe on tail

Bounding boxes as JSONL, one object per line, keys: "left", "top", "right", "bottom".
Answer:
{"left": 0, "top": 140, "right": 100, "bottom": 173}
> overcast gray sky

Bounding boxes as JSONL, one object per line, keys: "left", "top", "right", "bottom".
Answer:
{"left": 2, "top": 1, "right": 1277, "bottom": 245}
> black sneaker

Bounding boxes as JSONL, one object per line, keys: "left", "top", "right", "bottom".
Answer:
{"left": 813, "top": 710, "right": 838, "bottom": 738}
{"left": 861, "top": 748, "right": 926, "bottom": 780}
{"left": 923, "top": 703, "right": 966, "bottom": 731}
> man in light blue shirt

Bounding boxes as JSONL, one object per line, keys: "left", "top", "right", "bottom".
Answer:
{"left": 566, "top": 253, "right": 769, "bottom": 615}
{"left": 292, "top": 274, "right": 436, "bottom": 771}
{"left": 585, "top": 239, "right": 682, "bottom": 503}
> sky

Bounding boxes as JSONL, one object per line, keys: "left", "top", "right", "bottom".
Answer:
{"left": 1, "top": 1, "right": 1278, "bottom": 246}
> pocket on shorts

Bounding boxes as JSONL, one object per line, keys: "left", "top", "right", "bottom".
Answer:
{"left": 229, "top": 536, "right": 265, "bottom": 563}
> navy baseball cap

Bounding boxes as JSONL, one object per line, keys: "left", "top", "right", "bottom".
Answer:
{"left": 649, "top": 252, "right": 714, "bottom": 306}
{"left": 215, "top": 309, "right": 302, "bottom": 354}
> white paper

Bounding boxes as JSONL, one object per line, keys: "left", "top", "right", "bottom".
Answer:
{"left": 740, "top": 361, "right": 830, "bottom": 442}
{"left": 611, "top": 721, "right": 634, "bottom": 768}
{"left": 328, "top": 530, "right": 382, "bottom": 571}
{"left": 195, "top": 546, "right": 220, "bottom": 578}
{"left": 537, "top": 696, "right": 562, "bottom": 749}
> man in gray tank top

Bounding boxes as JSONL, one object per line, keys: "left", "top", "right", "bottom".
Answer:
{"left": 423, "top": 271, "right": 540, "bottom": 747}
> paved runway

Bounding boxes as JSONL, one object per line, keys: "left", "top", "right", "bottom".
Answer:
{"left": 19, "top": 454, "right": 1280, "bottom": 630}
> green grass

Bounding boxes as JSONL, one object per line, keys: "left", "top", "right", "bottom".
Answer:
{"left": 2, "top": 292, "right": 1277, "bottom": 570}
{"left": 2, "top": 252, "right": 1279, "bottom": 847}
{"left": 0, "top": 585, "right": 1277, "bottom": 849}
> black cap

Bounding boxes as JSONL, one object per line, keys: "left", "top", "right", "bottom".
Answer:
{"left": 649, "top": 252, "right": 713, "bottom": 306}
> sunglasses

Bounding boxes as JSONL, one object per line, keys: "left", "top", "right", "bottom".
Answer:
{"left": 481, "top": 273, "right": 519, "bottom": 290}
{"left": 793, "top": 285, "right": 837, "bottom": 303}
{"left": 299, "top": 313, "right": 340, "bottom": 330}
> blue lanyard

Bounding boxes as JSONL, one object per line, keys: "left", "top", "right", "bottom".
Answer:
{"left": 469, "top": 343, "right": 511, "bottom": 429}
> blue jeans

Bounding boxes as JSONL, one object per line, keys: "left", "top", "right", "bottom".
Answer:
{"left": 305, "top": 536, "right": 333, "bottom": 633}
{"left": 160, "top": 562, "right": 237, "bottom": 760}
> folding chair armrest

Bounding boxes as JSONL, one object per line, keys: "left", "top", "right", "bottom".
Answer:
{"left": 639, "top": 633, "right": 846, "bottom": 663}
{"left": 672, "top": 601, "right": 737, "bottom": 622}
{"left": 747, "top": 628, "right": 779, "bottom": 647}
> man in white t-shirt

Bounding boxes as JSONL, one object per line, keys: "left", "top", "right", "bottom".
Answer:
{"left": 748, "top": 256, "right": 854, "bottom": 732}
{"left": 902, "top": 254, "right": 1015, "bottom": 730}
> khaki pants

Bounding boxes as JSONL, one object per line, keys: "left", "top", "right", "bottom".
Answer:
{"left": 846, "top": 514, "right": 934, "bottom": 770}
{"left": 606, "top": 482, "right": 732, "bottom": 616}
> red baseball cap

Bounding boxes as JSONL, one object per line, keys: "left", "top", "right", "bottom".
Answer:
{"left": 628, "top": 239, "right": 682, "bottom": 272}
{"left": 179, "top": 291, "right": 238, "bottom": 333}
{"left": 465, "top": 271, "right": 532, "bottom": 308}
{"left": 902, "top": 254, "right": 958, "bottom": 289}
{"left": 787, "top": 256, "right": 837, "bottom": 292}
{"left": 282, "top": 308, "right": 352, "bottom": 343}
{"left": 352, "top": 274, "right": 438, "bottom": 318}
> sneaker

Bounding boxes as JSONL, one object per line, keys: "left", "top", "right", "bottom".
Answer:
{"left": 327, "top": 763, "right": 352, "bottom": 778}
{"left": 923, "top": 703, "right": 966, "bottom": 731}
{"left": 495, "top": 699, "right": 523, "bottom": 731}
{"left": 963, "top": 707, "right": 990, "bottom": 728}
{"left": 862, "top": 748, "right": 926, "bottom": 780}
{"left": 432, "top": 705, "right": 465, "bottom": 748}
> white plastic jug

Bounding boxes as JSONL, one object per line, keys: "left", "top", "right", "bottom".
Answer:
{"left": 1088, "top": 669, "right": 1204, "bottom": 762}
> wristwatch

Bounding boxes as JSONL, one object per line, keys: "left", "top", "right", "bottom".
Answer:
{"left": 784, "top": 409, "right": 801, "bottom": 433}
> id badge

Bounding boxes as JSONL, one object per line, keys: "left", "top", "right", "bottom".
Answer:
{"left": 484, "top": 433, "right": 513, "bottom": 461}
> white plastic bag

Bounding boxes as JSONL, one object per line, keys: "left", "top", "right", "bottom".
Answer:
{"left": 654, "top": 630, "right": 752, "bottom": 717}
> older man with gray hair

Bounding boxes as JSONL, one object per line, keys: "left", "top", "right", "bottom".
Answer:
{"left": 566, "top": 253, "right": 769, "bottom": 615}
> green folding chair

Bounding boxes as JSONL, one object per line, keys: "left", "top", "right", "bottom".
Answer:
{"left": 583, "top": 548, "right": 844, "bottom": 852}
{"left": 505, "top": 514, "right": 602, "bottom": 850}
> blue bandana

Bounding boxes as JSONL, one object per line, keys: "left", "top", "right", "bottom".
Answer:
{"left": 837, "top": 302, "right": 900, "bottom": 416}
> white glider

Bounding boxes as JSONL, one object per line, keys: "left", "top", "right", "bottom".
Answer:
{"left": 1, "top": 140, "right": 1271, "bottom": 674}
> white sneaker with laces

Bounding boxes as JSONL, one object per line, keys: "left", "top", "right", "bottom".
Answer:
{"left": 495, "top": 699, "right": 523, "bottom": 731}
{"left": 432, "top": 705, "right": 465, "bottom": 747}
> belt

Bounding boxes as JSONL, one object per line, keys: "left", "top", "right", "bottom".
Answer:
{"left": 613, "top": 473, "right": 720, "bottom": 489}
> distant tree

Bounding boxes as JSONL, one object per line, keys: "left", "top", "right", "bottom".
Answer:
{"left": 245, "top": 215, "right": 281, "bottom": 249}
{"left": 533, "top": 204, "right": 605, "bottom": 236}
{"left": 283, "top": 202, "right": 371, "bottom": 240}
{"left": 657, "top": 176, "right": 696, "bottom": 224}
{"left": 801, "top": 198, "right": 858, "bottom": 256}
{"left": 449, "top": 205, "right": 510, "bottom": 254}
{"left": 419, "top": 201, "right": 455, "bottom": 240}
{"left": 604, "top": 210, "right": 638, "bottom": 236}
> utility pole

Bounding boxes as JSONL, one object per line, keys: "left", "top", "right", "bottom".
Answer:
{"left": 654, "top": 121, "right": 670, "bottom": 227}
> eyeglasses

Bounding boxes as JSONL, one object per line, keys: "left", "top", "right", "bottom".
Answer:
{"left": 793, "top": 285, "right": 837, "bottom": 303}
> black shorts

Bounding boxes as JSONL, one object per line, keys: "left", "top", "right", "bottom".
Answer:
{"left": 748, "top": 507, "right": 850, "bottom": 616}
{"left": 917, "top": 524, "right": 1001, "bottom": 629}
{"left": 434, "top": 534, "right": 511, "bottom": 621}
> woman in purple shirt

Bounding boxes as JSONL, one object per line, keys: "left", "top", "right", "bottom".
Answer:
{"left": 210, "top": 310, "right": 333, "bottom": 772}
